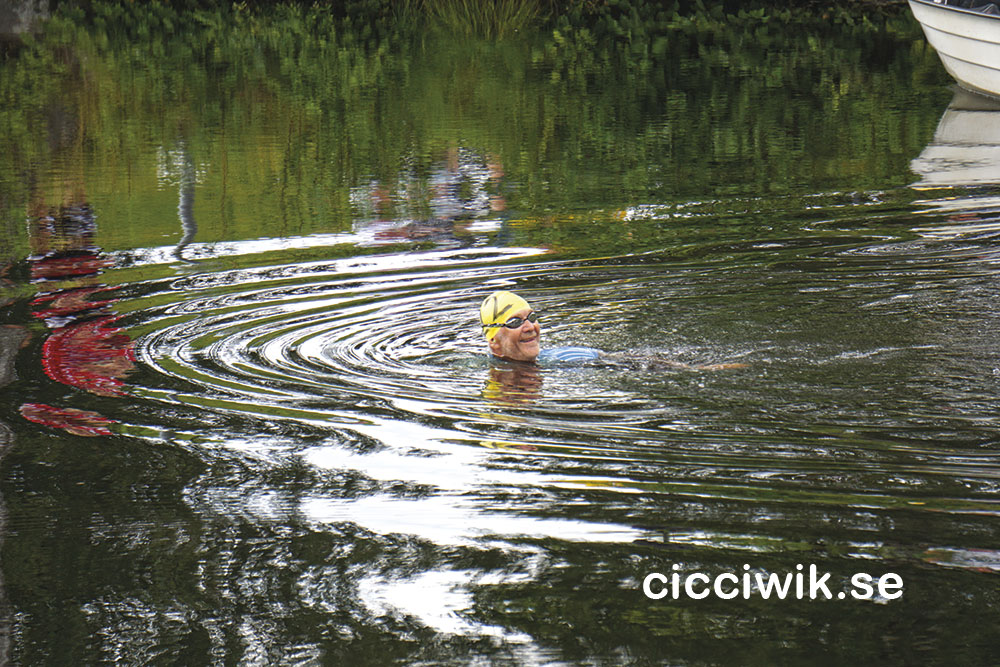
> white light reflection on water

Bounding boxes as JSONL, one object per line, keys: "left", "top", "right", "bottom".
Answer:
{"left": 300, "top": 484, "right": 645, "bottom": 547}
{"left": 356, "top": 570, "right": 537, "bottom": 643}
{"left": 110, "top": 241, "right": 547, "bottom": 273}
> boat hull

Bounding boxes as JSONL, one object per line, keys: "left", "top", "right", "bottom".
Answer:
{"left": 908, "top": 0, "right": 1000, "bottom": 99}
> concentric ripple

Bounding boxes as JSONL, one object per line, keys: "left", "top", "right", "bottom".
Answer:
{"left": 109, "top": 201, "right": 1000, "bottom": 529}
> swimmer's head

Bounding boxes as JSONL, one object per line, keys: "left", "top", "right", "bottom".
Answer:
{"left": 480, "top": 291, "right": 529, "bottom": 340}
{"left": 480, "top": 290, "right": 541, "bottom": 362}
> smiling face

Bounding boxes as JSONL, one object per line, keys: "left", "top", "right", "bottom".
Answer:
{"left": 488, "top": 306, "right": 541, "bottom": 362}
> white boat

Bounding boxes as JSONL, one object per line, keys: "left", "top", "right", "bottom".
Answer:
{"left": 908, "top": 0, "right": 1000, "bottom": 99}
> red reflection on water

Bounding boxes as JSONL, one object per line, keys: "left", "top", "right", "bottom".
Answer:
{"left": 40, "top": 313, "right": 135, "bottom": 397}
{"left": 19, "top": 403, "right": 114, "bottom": 437}
{"left": 19, "top": 203, "right": 134, "bottom": 434}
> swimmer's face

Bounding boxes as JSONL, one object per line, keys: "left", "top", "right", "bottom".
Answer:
{"left": 488, "top": 306, "right": 541, "bottom": 362}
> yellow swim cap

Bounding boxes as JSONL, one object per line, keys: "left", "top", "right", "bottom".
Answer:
{"left": 480, "top": 290, "right": 530, "bottom": 340}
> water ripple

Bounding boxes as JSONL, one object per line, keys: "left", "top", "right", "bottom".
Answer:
{"left": 103, "top": 218, "right": 1000, "bottom": 543}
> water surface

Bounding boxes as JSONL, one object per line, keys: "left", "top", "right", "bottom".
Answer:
{"left": 1, "top": 9, "right": 997, "bottom": 664}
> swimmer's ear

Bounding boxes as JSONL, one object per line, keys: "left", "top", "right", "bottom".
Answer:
{"left": 488, "top": 335, "right": 502, "bottom": 355}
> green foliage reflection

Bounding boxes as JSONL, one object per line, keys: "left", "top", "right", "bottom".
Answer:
{"left": 0, "top": 2, "right": 951, "bottom": 257}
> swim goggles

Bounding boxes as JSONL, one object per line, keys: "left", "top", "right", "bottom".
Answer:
{"left": 484, "top": 311, "right": 539, "bottom": 330}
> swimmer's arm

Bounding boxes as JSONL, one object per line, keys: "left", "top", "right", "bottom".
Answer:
{"left": 600, "top": 351, "right": 689, "bottom": 369}
{"left": 599, "top": 351, "right": 747, "bottom": 371}
{"left": 695, "top": 362, "right": 749, "bottom": 370}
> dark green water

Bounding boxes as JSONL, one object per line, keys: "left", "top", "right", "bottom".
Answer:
{"left": 1, "top": 6, "right": 999, "bottom": 664}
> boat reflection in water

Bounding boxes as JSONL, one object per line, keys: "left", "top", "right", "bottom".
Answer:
{"left": 911, "top": 87, "right": 1000, "bottom": 188}
{"left": 910, "top": 87, "right": 1000, "bottom": 236}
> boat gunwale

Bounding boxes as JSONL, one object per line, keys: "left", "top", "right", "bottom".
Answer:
{"left": 909, "top": 0, "right": 1000, "bottom": 23}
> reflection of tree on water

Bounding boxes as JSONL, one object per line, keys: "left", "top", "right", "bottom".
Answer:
{"left": 350, "top": 146, "right": 507, "bottom": 247}
{"left": 18, "top": 202, "right": 134, "bottom": 436}
{"left": 172, "top": 140, "right": 198, "bottom": 263}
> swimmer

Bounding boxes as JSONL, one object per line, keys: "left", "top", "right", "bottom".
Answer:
{"left": 480, "top": 290, "right": 597, "bottom": 364}
{"left": 479, "top": 290, "right": 746, "bottom": 370}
